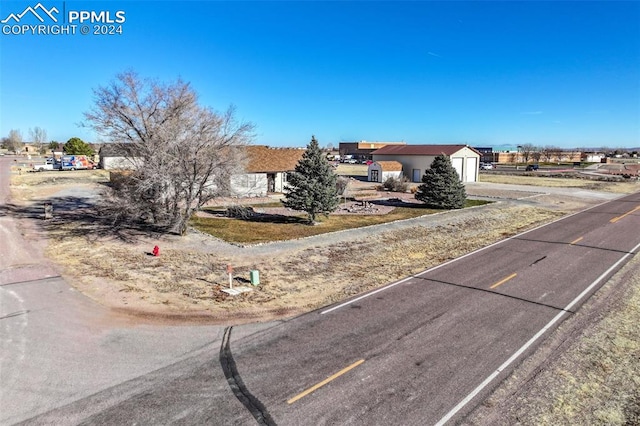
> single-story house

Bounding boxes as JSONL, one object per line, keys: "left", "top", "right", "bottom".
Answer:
{"left": 367, "top": 161, "right": 403, "bottom": 183}
{"left": 99, "top": 144, "right": 138, "bottom": 170}
{"left": 371, "top": 144, "right": 481, "bottom": 183}
{"left": 99, "top": 143, "right": 305, "bottom": 197}
{"left": 230, "top": 146, "right": 305, "bottom": 197}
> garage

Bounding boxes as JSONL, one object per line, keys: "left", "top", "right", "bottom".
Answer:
{"left": 371, "top": 144, "right": 481, "bottom": 183}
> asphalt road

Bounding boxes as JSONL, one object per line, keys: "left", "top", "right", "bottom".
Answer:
{"left": 35, "top": 191, "right": 639, "bottom": 425}
{"left": 2, "top": 155, "right": 639, "bottom": 425}
{"left": 208, "top": 191, "right": 640, "bottom": 425}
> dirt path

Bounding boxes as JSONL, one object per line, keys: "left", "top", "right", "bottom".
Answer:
{"left": 0, "top": 158, "right": 60, "bottom": 285}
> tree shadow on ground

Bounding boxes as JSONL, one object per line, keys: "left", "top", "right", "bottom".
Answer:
{"left": 245, "top": 213, "right": 308, "bottom": 224}
{"left": 203, "top": 208, "right": 309, "bottom": 224}
{"left": 367, "top": 198, "right": 433, "bottom": 209}
{"left": 1, "top": 195, "right": 168, "bottom": 243}
{"left": 344, "top": 175, "right": 369, "bottom": 182}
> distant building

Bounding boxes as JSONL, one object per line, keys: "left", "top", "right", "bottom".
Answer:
{"left": 473, "top": 147, "right": 499, "bottom": 164}
{"left": 339, "top": 141, "right": 406, "bottom": 161}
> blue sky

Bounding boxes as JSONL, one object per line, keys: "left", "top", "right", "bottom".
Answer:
{"left": 1, "top": 1, "right": 639, "bottom": 149}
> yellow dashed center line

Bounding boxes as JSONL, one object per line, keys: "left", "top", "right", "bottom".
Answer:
{"left": 570, "top": 236, "right": 584, "bottom": 245}
{"left": 490, "top": 273, "right": 517, "bottom": 289}
{"left": 287, "top": 359, "right": 365, "bottom": 404}
{"left": 610, "top": 205, "right": 640, "bottom": 223}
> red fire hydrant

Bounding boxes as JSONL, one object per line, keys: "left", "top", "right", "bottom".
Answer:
{"left": 152, "top": 245, "right": 160, "bottom": 257}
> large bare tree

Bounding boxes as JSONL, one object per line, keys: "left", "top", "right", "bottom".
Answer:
{"left": 84, "top": 71, "right": 254, "bottom": 235}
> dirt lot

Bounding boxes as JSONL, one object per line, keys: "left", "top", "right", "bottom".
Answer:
{"left": 8, "top": 167, "right": 640, "bottom": 423}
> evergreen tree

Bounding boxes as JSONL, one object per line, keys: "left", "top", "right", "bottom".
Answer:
{"left": 64, "top": 137, "right": 94, "bottom": 155}
{"left": 415, "top": 154, "right": 466, "bottom": 209}
{"left": 283, "top": 136, "right": 339, "bottom": 223}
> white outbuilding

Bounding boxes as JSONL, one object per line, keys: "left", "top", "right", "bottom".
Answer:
{"left": 367, "top": 161, "right": 403, "bottom": 183}
{"left": 371, "top": 144, "right": 481, "bottom": 183}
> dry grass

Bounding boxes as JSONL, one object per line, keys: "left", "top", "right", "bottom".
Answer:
{"left": 43, "top": 204, "right": 561, "bottom": 316}
{"left": 480, "top": 173, "right": 639, "bottom": 193}
{"left": 335, "top": 163, "right": 368, "bottom": 176}
{"left": 10, "top": 168, "right": 110, "bottom": 202}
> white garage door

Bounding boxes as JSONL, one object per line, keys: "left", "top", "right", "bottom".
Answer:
{"left": 465, "top": 157, "right": 478, "bottom": 182}
{"left": 451, "top": 157, "right": 463, "bottom": 182}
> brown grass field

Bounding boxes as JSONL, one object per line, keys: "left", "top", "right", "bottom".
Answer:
{"left": 479, "top": 172, "right": 639, "bottom": 193}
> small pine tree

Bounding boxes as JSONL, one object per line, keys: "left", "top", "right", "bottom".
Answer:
{"left": 283, "top": 136, "right": 339, "bottom": 223}
{"left": 415, "top": 154, "right": 466, "bottom": 209}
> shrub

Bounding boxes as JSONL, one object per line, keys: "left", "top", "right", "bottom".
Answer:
{"left": 382, "top": 176, "right": 410, "bottom": 192}
{"left": 226, "top": 205, "right": 255, "bottom": 219}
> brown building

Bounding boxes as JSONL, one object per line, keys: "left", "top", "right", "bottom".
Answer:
{"left": 339, "top": 141, "right": 407, "bottom": 161}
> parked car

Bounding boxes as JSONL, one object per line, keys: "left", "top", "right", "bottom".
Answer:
{"left": 525, "top": 164, "right": 539, "bottom": 171}
{"left": 480, "top": 163, "right": 494, "bottom": 170}
{"left": 32, "top": 158, "right": 61, "bottom": 172}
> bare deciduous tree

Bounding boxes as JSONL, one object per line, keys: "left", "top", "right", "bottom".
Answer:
{"left": 541, "top": 145, "right": 557, "bottom": 163}
{"left": 84, "top": 71, "right": 255, "bottom": 235}
{"left": 551, "top": 147, "right": 565, "bottom": 162}
{"left": 531, "top": 148, "right": 542, "bottom": 162}
{"left": 29, "top": 126, "right": 47, "bottom": 154}
{"left": 5, "top": 129, "right": 23, "bottom": 153}
{"left": 519, "top": 143, "right": 536, "bottom": 163}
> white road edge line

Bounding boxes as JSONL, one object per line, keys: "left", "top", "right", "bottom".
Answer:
{"left": 321, "top": 194, "right": 628, "bottom": 315}
{"left": 435, "top": 239, "right": 640, "bottom": 426}
{"left": 321, "top": 276, "right": 414, "bottom": 314}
